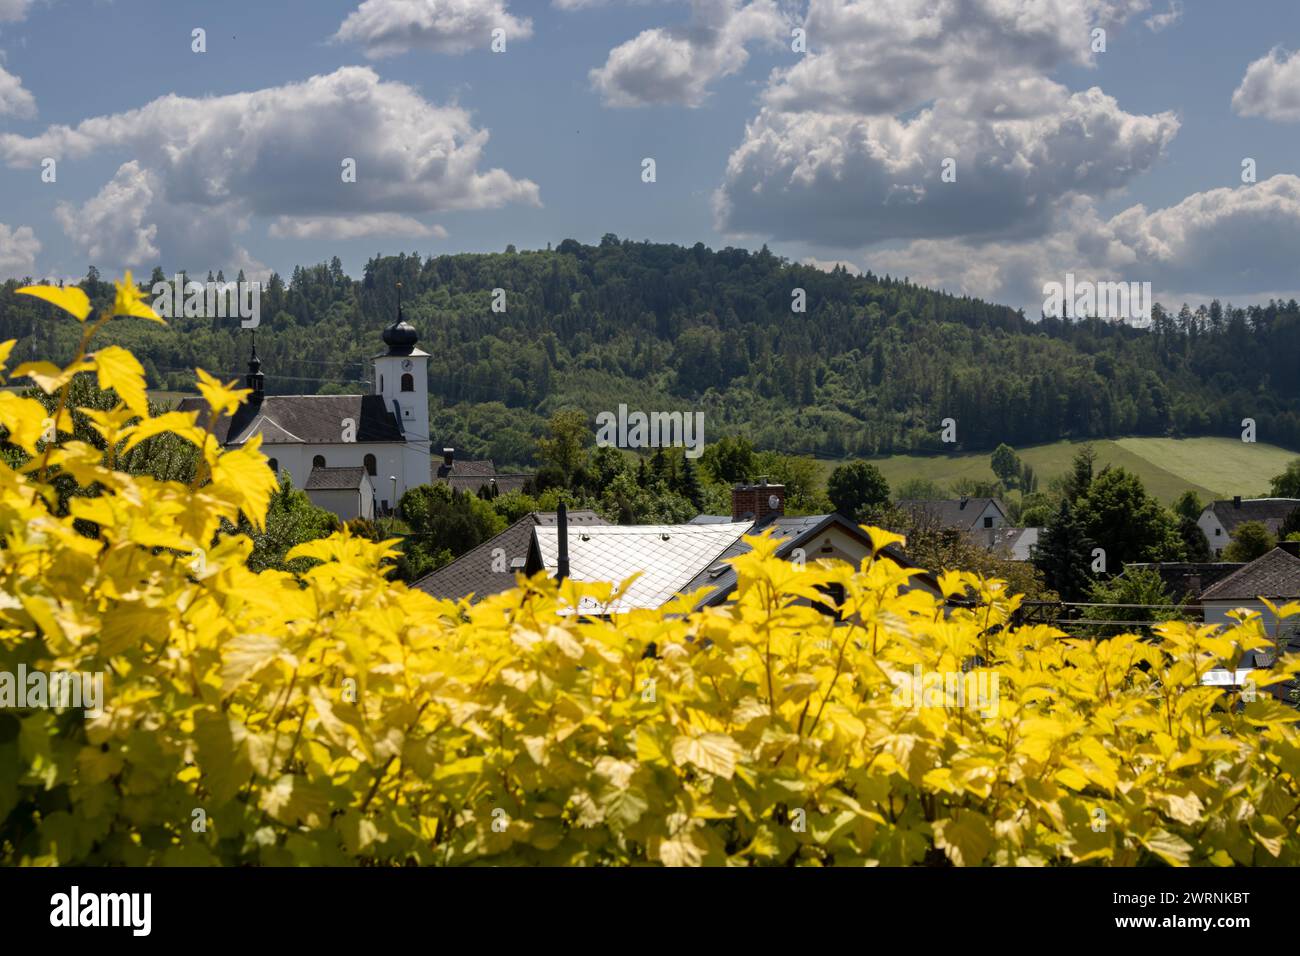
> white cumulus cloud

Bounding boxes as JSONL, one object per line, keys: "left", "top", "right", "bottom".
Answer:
{"left": 269, "top": 214, "right": 447, "bottom": 241}
{"left": 333, "top": 0, "right": 532, "bottom": 57}
{"left": 1232, "top": 47, "right": 1300, "bottom": 123}
{"left": 0, "top": 67, "right": 539, "bottom": 272}
{"left": 590, "top": 0, "right": 789, "bottom": 107}
{"left": 0, "top": 64, "right": 35, "bottom": 118}
{"left": 0, "top": 221, "right": 39, "bottom": 278}
{"left": 709, "top": 0, "right": 1179, "bottom": 258}
{"left": 54, "top": 160, "right": 159, "bottom": 267}
{"left": 0, "top": 0, "right": 32, "bottom": 23}
{"left": 869, "top": 176, "right": 1300, "bottom": 312}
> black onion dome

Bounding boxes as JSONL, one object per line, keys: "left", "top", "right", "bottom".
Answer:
{"left": 382, "top": 319, "right": 418, "bottom": 355}
{"left": 383, "top": 284, "right": 418, "bottom": 355}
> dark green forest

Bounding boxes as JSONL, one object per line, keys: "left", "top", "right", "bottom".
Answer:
{"left": 3, "top": 235, "right": 1299, "bottom": 466}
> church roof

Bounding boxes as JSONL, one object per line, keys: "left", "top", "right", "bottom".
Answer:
{"left": 177, "top": 394, "right": 405, "bottom": 446}
{"left": 305, "top": 466, "right": 370, "bottom": 490}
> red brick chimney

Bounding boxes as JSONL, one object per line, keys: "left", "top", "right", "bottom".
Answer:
{"left": 732, "top": 479, "right": 785, "bottom": 523}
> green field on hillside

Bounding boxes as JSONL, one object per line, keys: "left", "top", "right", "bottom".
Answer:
{"left": 860, "top": 437, "right": 1298, "bottom": 504}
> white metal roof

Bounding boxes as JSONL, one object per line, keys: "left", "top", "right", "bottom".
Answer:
{"left": 532, "top": 522, "right": 753, "bottom": 613}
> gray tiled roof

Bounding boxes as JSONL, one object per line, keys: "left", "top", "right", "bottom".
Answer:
{"left": 445, "top": 474, "right": 532, "bottom": 496}
{"left": 305, "top": 466, "right": 368, "bottom": 490}
{"left": 897, "top": 497, "right": 1005, "bottom": 532}
{"left": 1199, "top": 547, "right": 1300, "bottom": 602}
{"left": 410, "top": 510, "right": 605, "bottom": 602}
{"left": 433, "top": 453, "right": 533, "bottom": 496}
{"left": 436, "top": 458, "right": 496, "bottom": 479}
{"left": 1207, "top": 498, "right": 1300, "bottom": 536}
{"left": 177, "top": 394, "right": 405, "bottom": 445}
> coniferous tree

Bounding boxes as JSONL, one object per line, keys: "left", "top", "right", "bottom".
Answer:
{"left": 1033, "top": 499, "right": 1095, "bottom": 602}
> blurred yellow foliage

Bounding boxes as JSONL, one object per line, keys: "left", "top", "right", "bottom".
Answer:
{"left": 1, "top": 277, "right": 1298, "bottom": 866}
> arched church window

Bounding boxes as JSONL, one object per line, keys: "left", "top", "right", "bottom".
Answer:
{"left": 401, "top": 373, "right": 414, "bottom": 392}
{"left": 313, "top": 454, "right": 326, "bottom": 469}
{"left": 364, "top": 454, "right": 377, "bottom": 476}
{"left": 268, "top": 457, "right": 278, "bottom": 474}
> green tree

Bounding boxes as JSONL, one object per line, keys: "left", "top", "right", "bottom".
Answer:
{"left": 1223, "top": 520, "right": 1275, "bottom": 562}
{"left": 1033, "top": 499, "right": 1095, "bottom": 602}
{"left": 827, "top": 460, "right": 891, "bottom": 521}
{"left": 990, "top": 443, "right": 1021, "bottom": 489}
{"left": 893, "top": 477, "right": 946, "bottom": 501}
{"left": 536, "top": 410, "right": 591, "bottom": 488}
{"left": 397, "top": 483, "right": 507, "bottom": 581}
{"left": 1081, "top": 567, "right": 1183, "bottom": 638}
{"left": 680, "top": 456, "right": 704, "bottom": 511}
{"left": 1172, "top": 490, "right": 1204, "bottom": 522}
{"left": 1176, "top": 515, "right": 1211, "bottom": 562}
{"left": 1063, "top": 443, "right": 1097, "bottom": 504}
{"left": 1269, "top": 458, "right": 1300, "bottom": 498}
{"left": 1019, "top": 461, "right": 1038, "bottom": 494}
{"left": 228, "top": 474, "right": 340, "bottom": 573}
{"left": 1279, "top": 506, "right": 1300, "bottom": 541}
{"left": 754, "top": 450, "right": 829, "bottom": 514}
{"left": 700, "top": 435, "right": 755, "bottom": 485}
{"left": 1076, "top": 468, "right": 1183, "bottom": 566}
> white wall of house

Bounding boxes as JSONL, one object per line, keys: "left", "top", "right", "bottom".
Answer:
{"left": 1202, "top": 599, "right": 1300, "bottom": 636}
{"left": 973, "top": 501, "right": 1006, "bottom": 531}
{"left": 306, "top": 479, "right": 375, "bottom": 522}
{"left": 266, "top": 443, "right": 404, "bottom": 512}
{"left": 1197, "top": 508, "right": 1229, "bottom": 557}
{"left": 800, "top": 524, "right": 941, "bottom": 599}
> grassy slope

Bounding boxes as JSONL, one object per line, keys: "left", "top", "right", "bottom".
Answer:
{"left": 861, "top": 437, "right": 1297, "bottom": 504}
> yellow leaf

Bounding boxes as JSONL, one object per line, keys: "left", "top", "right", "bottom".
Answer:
{"left": 0, "top": 338, "right": 15, "bottom": 376}
{"left": 933, "top": 811, "right": 993, "bottom": 866}
{"left": 113, "top": 270, "right": 164, "bottom": 323}
{"left": 93, "top": 345, "right": 149, "bottom": 416}
{"left": 17, "top": 283, "right": 91, "bottom": 320}
{"left": 671, "top": 733, "right": 742, "bottom": 779}
{"left": 1139, "top": 828, "right": 1193, "bottom": 866}
{"left": 860, "top": 524, "right": 906, "bottom": 554}
{"left": 120, "top": 410, "right": 207, "bottom": 452}
{"left": 209, "top": 435, "right": 278, "bottom": 531}
{"left": 12, "top": 359, "right": 95, "bottom": 394}
{"left": 0, "top": 390, "right": 55, "bottom": 453}
{"left": 195, "top": 367, "right": 250, "bottom": 419}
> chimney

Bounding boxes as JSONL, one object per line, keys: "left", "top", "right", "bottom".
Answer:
{"left": 1233, "top": 495, "right": 1242, "bottom": 508}
{"left": 556, "top": 501, "right": 570, "bottom": 581}
{"left": 959, "top": 494, "right": 970, "bottom": 509}
{"left": 731, "top": 478, "right": 785, "bottom": 524}
{"left": 442, "top": 448, "right": 454, "bottom": 468}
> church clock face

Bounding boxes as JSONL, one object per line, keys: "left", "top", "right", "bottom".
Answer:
{"left": 401, "top": 359, "right": 413, "bottom": 370}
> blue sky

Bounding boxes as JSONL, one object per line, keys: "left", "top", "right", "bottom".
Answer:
{"left": 0, "top": 0, "right": 1298, "bottom": 313}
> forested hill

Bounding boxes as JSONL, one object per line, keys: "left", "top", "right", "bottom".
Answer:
{"left": 3, "top": 236, "right": 1299, "bottom": 468}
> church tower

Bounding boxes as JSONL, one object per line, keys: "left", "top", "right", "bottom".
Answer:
{"left": 373, "top": 283, "right": 431, "bottom": 493}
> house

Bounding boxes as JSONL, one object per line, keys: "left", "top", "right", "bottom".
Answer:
{"left": 1120, "top": 561, "right": 1244, "bottom": 605}
{"left": 411, "top": 510, "right": 606, "bottom": 602}
{"left": 985, "top": 526, "right": 1041, "bottom": 561}
{"left": 897, "top": 497, "right": 1008, "bottom": 535}
{"left": 1197, "top": 496, "right": 1300, "bottom": 557}
{"left": 179, "top": 301, "right": 432, "bottom": 518}
{"left": 1198, "top": 543, "right": 1300, "bottom": 698}
{"left": 433, "top": 447, "right": 532, "bottom": 497}
{"left": 304, "top": 466, "right": 375, "bottom": 521}
{"left": 523, "top": 482, "right": 942, "bottom": 614}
